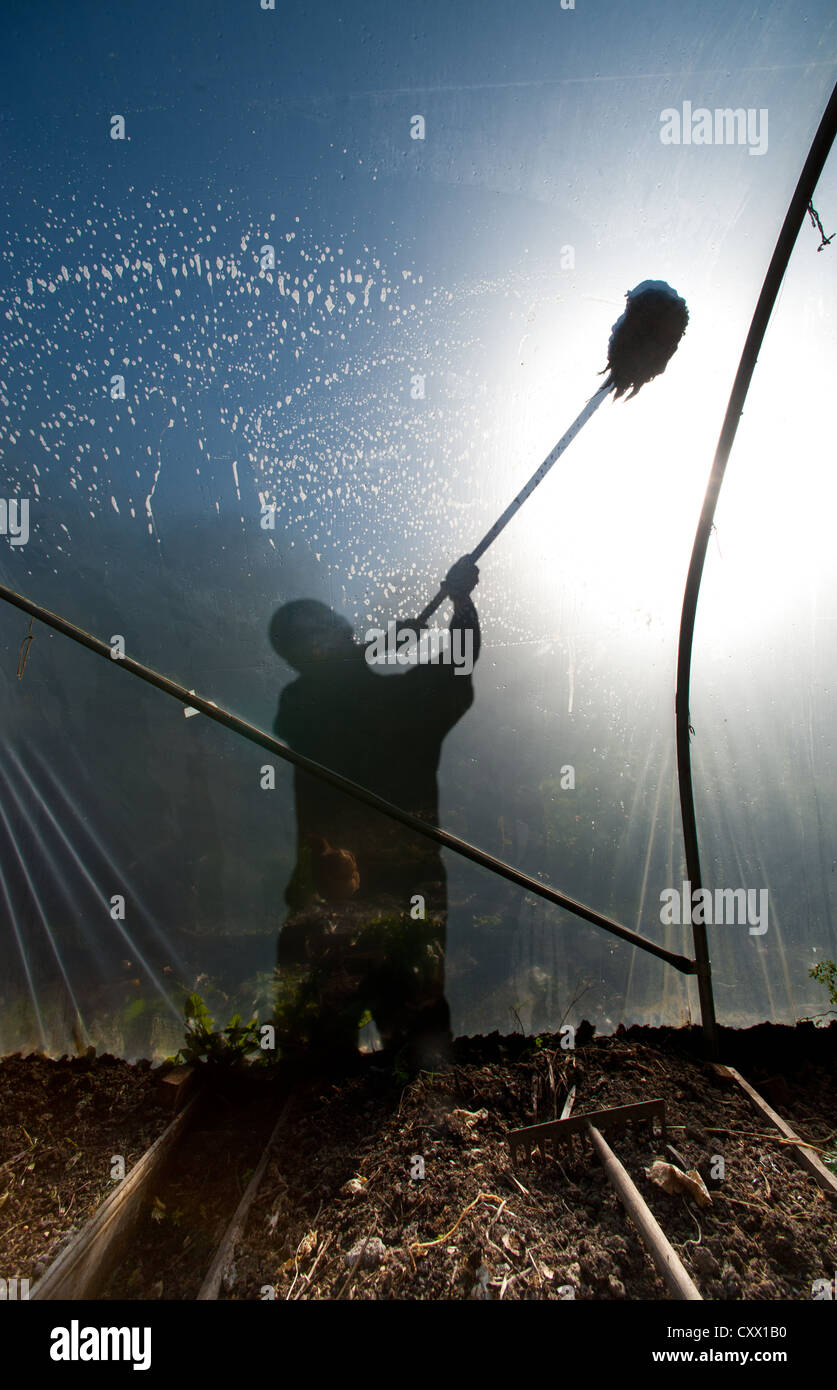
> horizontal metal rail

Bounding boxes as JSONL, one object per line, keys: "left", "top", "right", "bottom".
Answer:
{"left": 0, "top": 581, "right": 696, "bottom": 974}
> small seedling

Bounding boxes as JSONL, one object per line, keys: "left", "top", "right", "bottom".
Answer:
{"left": 809, "top": 960, "right": 837, "bottom": 1012}
{"left": 170, "top": 993, "right": 262, "bottom": 1068}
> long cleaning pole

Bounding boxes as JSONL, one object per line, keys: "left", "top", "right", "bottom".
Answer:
{"left": 416, "top": 382, "right": 612, "bottom": 627}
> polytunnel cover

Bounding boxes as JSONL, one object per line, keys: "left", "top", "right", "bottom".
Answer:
{"left": 0, "top": 0, "right": 836, "bottom": 1060}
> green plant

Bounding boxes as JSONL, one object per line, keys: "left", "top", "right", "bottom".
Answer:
{"left": 170, "top": 992, "right": 262, "bottom": 1067}
{"left": 809, "top": 960, "right": 837, "bottom": 1011}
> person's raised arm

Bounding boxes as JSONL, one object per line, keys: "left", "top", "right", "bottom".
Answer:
{"left": 366, "top": 555, "right": 481, "bottom": 671}
{"left": 441, "top": 555, "right": 480, "bottom": 665}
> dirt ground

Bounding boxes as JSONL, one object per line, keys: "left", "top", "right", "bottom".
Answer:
{"left": 0, "top": 1051, "right": 171, "bottom": 1283}
{"left": 3, "top": 1023, "right": 835, "bottom": 1300}
{"left": 100, "top": 1085, "right": 279, "bottom": 1301}
{"left": 227, "top": 1025, "right": 837, "bottom": 1301}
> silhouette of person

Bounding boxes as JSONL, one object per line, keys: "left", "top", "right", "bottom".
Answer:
{"left": 269, "top": 556, "right": 480, "bottom": 1071}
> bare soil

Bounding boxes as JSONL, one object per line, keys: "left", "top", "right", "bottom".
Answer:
{"left": 0, "top": 1051, "right": 171, "bottom": 1283}
{"left": 3, "top": 1024, "right": 835, "bottom": 1301}
{"left": 100, "top": 1085, "right": 280, "bottom": 1300}
{"left": 226, "top": 1025, "right": 837, "bottom": 1300}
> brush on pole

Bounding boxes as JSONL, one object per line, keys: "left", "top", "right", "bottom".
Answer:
{"left": 415, "top": 280, "right": 688, "bottom": 627}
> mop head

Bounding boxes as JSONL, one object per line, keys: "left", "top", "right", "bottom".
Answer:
{"left": 602, "top": 280, "right": 689, "bottom": 399}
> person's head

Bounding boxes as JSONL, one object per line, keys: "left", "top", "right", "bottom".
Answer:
{"left": 269, "top": 599, "right": 357, "bottom": 670}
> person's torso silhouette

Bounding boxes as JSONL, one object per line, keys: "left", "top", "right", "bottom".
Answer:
{"left": 269, "top": 557, "right": 480, "bottom": 1068}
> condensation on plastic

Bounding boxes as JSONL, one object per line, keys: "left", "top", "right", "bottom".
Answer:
{"left": 0, "top": 1, "right": 835, "bottom": 1056}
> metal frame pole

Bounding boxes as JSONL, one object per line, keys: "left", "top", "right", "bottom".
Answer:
{"left": 675, "top": 79, "right": 837, "bottom": 1057}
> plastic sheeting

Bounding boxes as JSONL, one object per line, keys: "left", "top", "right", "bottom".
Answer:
{"left": 1, "top": 0, "right": 836, "bottom": 1057}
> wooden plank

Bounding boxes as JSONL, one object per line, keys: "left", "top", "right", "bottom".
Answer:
{"left": 197, "top": 1097, "right": 295, "bottom": 1301}
{"left": 31, "top": 1092, "right": 203, "bottom": 1300}
{"left": 716, "top": 1064, "right": 837, "bottom": 1203}
{"left": 158, "top": 1064, "right": 198, "bottom": 1112}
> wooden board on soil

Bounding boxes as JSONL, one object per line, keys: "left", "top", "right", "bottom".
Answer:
{"left": 225, "top": 1027, "right": 837, "bottom": 1300}
{"left": 4, "top": 1024, "right": 834, "bottom": 1301}
{"left": 99, "top": 1086, "right": 282, "bottom": 1300}
{"left": 0, "top": 1052, "right": 172, "bottom": 1283}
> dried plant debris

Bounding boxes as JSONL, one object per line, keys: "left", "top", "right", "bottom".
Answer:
{"left": 228, "top": 1029, "right": 837, "bottom": 1301}
{"left": 3, "top": 1026, "right": 834, "bottom": 1301}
